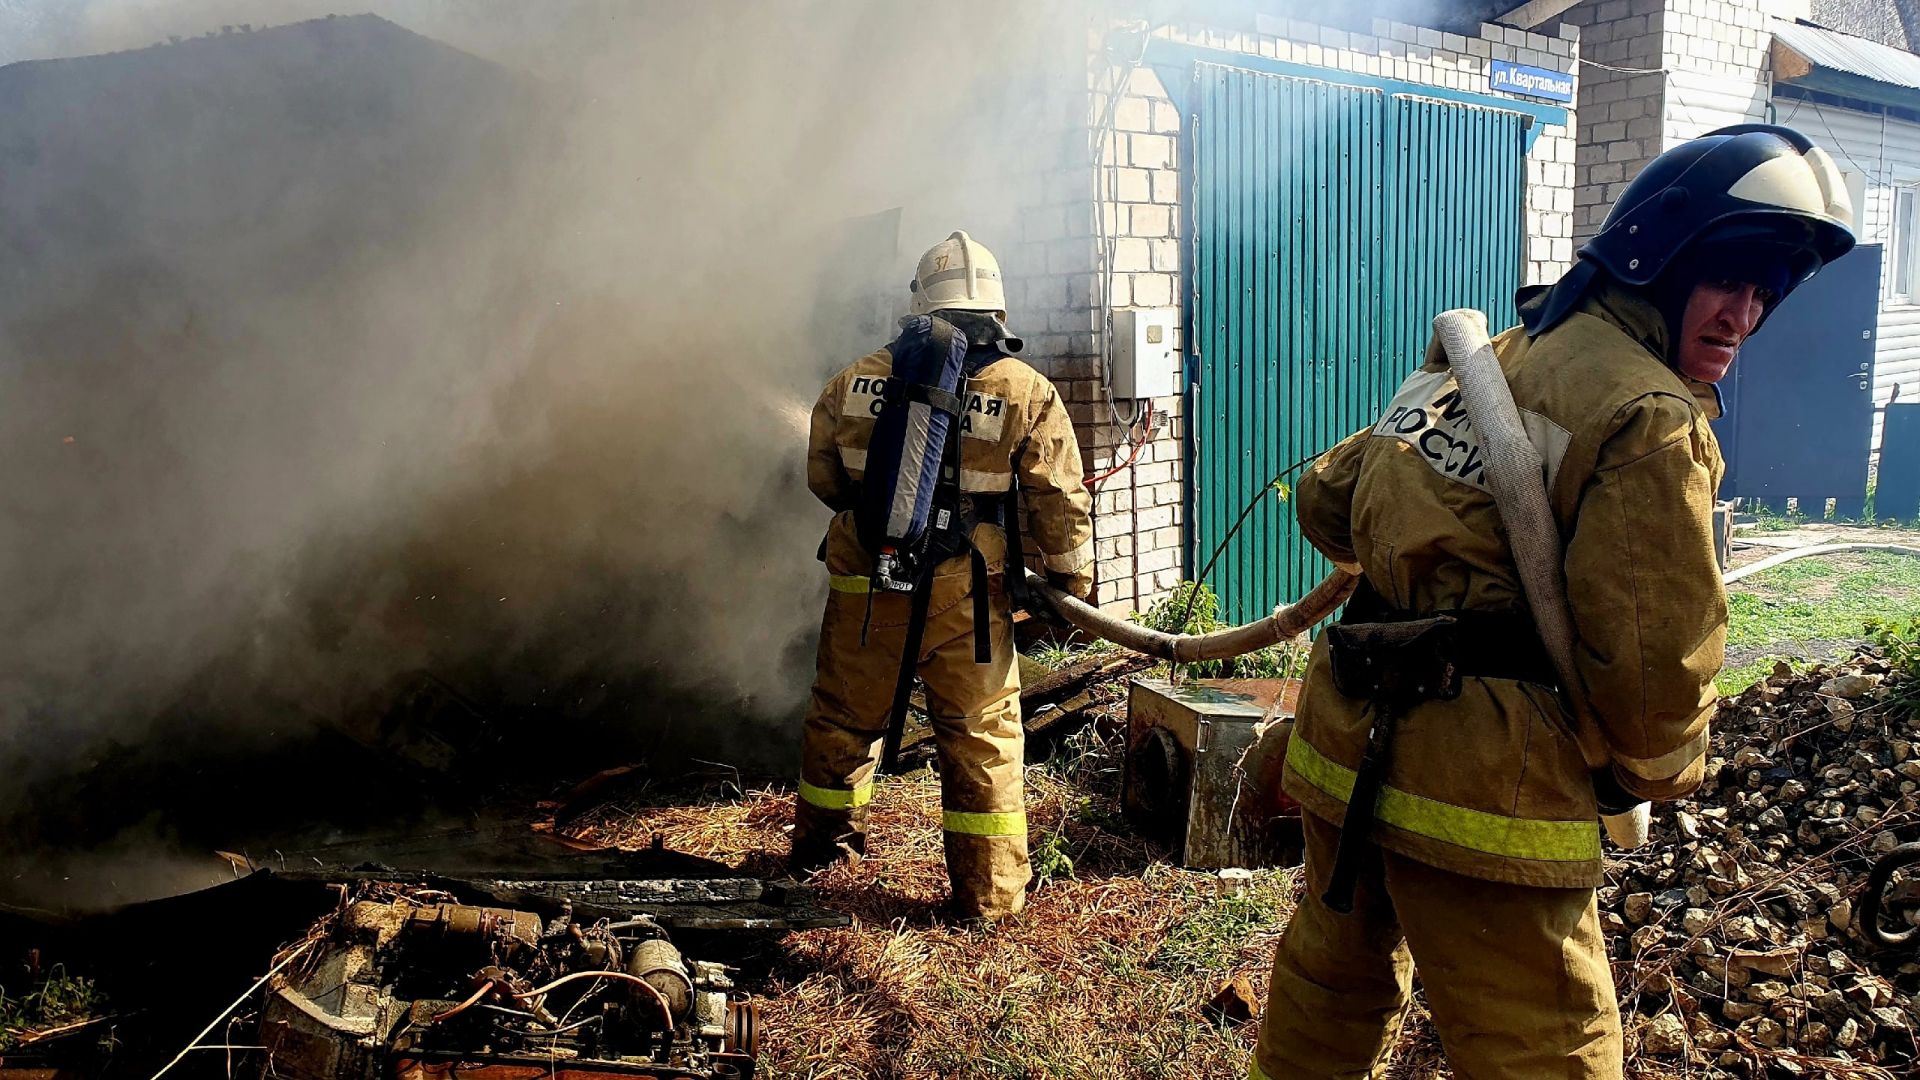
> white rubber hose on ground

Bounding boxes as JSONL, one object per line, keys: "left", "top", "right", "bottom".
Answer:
{"left": 1022, "top": 568, "right": 1359, "bottom": 663}
{"left": 1434, "top": 309, "right": 1651, "bottom": 850}
{"left": 1722, "top": 542, "right": 1920, "bottom": 585}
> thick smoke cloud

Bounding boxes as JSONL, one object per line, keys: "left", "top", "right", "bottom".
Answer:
{"left": 0, "top": 0, "right": 1078, "bottom": 904}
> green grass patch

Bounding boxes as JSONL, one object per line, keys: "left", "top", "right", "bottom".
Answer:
{"left": 1872, "top": 616, "right": 1920, "bottom": 721}
{"left": 1024, "top": 638, "right": 1113, "bottom": 671}
{"left": 0, "top": 967, "right": 107, "bottom": 1051}
{"left": 1719, "top": 552, "right": 1920, "bottom": 695}
{"left": 1717, "top": 655, "right": 1787, "bottom": 698}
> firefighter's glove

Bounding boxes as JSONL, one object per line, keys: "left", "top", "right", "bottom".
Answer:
{"left": 1592, "top": 766, "right": 1642, "bottom": 817}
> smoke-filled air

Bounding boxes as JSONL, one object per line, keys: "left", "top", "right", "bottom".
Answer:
{"left": 0, "top": 0, "right": 1087, "bottom": 904}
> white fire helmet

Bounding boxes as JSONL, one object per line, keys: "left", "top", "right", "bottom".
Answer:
{"left": 909, "top": 230, "right": 1005, "bottom": 315}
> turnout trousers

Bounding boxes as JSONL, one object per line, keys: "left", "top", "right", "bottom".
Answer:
{"left": 1251, "top": 812, "right": 1622, "bottom": 1080}
{"left": 790, "top": 532, "right": 1028, "bottom": 920}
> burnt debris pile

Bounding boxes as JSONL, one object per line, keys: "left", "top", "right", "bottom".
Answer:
{"left": 1601, "top": 650, "right": 1920, "bottom": 1073}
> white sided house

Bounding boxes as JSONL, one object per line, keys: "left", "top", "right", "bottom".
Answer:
{"left": 1557, "top": 0, "right": 1920, "bottom": 461}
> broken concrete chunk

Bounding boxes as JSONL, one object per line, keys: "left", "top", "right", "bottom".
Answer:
{"left": 1829, "top": 899, "right": 1853, "bottom": 932}
{"left": 1820, "top": 674, "right": 1880, "bottom": 700}
{"left": 1630, "top": 925, "right": 1665, "bottom": 954}
{"left": 1642, "top": 1012, "right": 1688, "bottom": 1056}
{"left": 1624, "top": 892, "right": 1654, "bottom": 925}
{"left": 1871, "top": 1006, "right": 1910, "bottom": 1032}
{"left": 1729, "top": 947, "right": 1798, "bottom": 979}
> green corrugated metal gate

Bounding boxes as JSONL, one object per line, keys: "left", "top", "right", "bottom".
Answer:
{"left": 1189, "top": 62, "right": 1527, "bottom": 620}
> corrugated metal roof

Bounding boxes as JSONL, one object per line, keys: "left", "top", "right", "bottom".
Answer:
{"left": 1773, "top": 18, "right": 1920, "bottom": 92}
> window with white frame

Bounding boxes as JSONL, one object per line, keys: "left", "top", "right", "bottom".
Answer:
{"left": 1891, "top": 183, "right": 1920, "bottom": 305}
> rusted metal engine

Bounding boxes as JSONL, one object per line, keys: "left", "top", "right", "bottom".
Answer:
{"left": 261, "top": 890, "right": 762, "bottom": 1079}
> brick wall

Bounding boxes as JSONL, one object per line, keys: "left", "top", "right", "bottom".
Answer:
{"left": 1562, "top": 0, "right": 1670, "bottom": 245}
{"left": 1560, "top": 0, "right": 1776, "bottom": 244}
{"left": 1044, "top": 15, "right": 1581, "bottom": 614}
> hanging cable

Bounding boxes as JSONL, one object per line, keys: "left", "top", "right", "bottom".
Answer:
{"left": 1175, "top": 442, "right": 1342, "bottom": 630}
{"left": 1086, "top": 20, "right": 1164, "bottom": 483}
{"left": 1577, "top": 56, "right": 1667, "bottom": 75}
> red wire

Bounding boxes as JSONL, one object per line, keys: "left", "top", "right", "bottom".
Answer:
{"left": 1083, "top": 413, "right": 1160, "bottom": 489}
{"left": 429, "top": 980, "right": 494, "bottom": 1023}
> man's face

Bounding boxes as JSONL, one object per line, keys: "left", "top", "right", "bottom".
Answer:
{"left": 1676, "top": 278, "right": 1771, "bottom": 383}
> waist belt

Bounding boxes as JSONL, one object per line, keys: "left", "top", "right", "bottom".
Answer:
{"left": 1318, "top": 581, "right": 1558, "bottom": 913}
{"left": 1338, "top": 583, "right": 1557, "bottom": 689}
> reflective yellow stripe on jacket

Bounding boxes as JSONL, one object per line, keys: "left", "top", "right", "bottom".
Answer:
{"left": 828, "top": 574, "right": 870, "bottom": 594}
{"left": 798, "top": 779, "right": 873, "bottom": 811}
{"left": 1247, "top": 1059, "right": 1272, "bottom": 1080}
{"left": 942, "top": 810, "right": 1026, "bottom": 836}
{"left": 1286, "top": 737, "right": 1600, "bottom": 864}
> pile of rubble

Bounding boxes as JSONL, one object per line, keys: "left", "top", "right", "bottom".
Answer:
{"left": 1601, "top": 650, "right": 1920, "bottom": 1073}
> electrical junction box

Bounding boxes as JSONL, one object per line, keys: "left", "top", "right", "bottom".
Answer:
{"left": 1124, "top": 678, "right": 1304, "bottom": 870}
{"left": 1111, "top": 307, "right": 1179, "bottom": 399}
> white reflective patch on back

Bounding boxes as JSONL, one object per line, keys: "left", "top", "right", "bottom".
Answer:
{"left": 843, "top": 374, "right": 1008, "bottom": 442}
{"left": 1371, "top": 370, "right": 1574, "bottom": 494}
{"left": 1372, "top": 370, "right": 1491, "bottom": 491}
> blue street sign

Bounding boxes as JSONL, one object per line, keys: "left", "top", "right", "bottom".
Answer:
{"left": 1490, "top": 60, "right": 1574, "bottom": 104}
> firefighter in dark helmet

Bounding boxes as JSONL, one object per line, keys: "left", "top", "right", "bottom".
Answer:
{"left": 1250, "top": 126, "right": 1854, "bottom": 1077}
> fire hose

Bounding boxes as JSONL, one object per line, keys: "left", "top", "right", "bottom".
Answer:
{"left": 1021, "top": 566, "right": 1358, "bottom": 663}
{"left": 1435, "top": 308, "right": 1650, "bottom": 849}
{"left": 1861, "top": 842, "right": 1920, "bottom": 950}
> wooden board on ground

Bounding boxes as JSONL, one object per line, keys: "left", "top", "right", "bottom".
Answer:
{"left": 893, "top": 652, "right": 1149, "bottom": 764}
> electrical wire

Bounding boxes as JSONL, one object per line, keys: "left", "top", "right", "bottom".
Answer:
{"left": 429, "top": 980, "right": 495, "bottom": 1023}
{"left": 542, "top": 1015, "right": 606, "bottom": 1037}
{"left": 148, "top": 939, "right": 313, "bottom": 1080}
{"left": 1087, "top": 20, "right": 1164, "bottom": 481}
{"left": 1577, "top": 56, "right": 1667, "bottom": 75}
{"left": 1083, "top": 411, "right": 1161, "bottom": 488}
{"left": 1175, "top": 443, "right": 1339, "bottom": 631}
{"left": 512, "top": 970, "right": 674, "bottom": 1033}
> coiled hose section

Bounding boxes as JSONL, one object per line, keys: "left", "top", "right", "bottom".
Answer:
{"left": 1861, "top": 842, "right": 1920, "bottom": 950}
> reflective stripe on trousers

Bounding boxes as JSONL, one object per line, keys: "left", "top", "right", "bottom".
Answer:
{"left": 797, "top": 552, "right": 1031, "bottom": 918}
{"left": 942, "top": 809, "right": 1026, "bottom": 836}
{"left": 1285, "top": 735, "right": 1601, "bottom": 864}
{"left": 798, "top": 779, "right": 874, "bottom": 811}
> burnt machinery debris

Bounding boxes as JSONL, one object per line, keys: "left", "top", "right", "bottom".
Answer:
{"left": 267, "top": 890, "right": 758, "bottom": 1079}
{"left": 0, "top": 832, "right": 847, "bottom": 1079}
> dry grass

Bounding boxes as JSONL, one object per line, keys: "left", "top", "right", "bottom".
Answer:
{"left": 563, "top": 733, "right": 1304, "bottom": 1079}
{"left": 557, "top": 730, "right": 1819, "bottom": 1080}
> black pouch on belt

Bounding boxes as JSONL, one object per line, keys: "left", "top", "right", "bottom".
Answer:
{"left": 1319, "top": 616, "right": 1462, "bottom": 914}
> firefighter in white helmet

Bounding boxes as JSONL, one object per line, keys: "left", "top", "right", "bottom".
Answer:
{"left": 791, "top": 231, "right": 1095, "bottom": 922}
